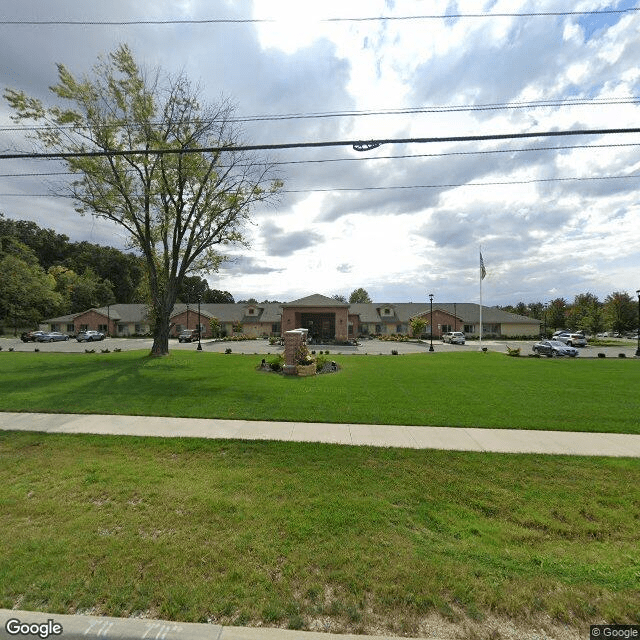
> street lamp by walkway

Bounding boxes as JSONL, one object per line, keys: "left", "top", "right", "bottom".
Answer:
{"left": 636, "top": 289, "right": 640, "bottom": 357}
{"left": 429, "top": 293, "right": 434, "bottom": 352}
{"left": 197, "top": 296, "right": 202, "bottom": 351}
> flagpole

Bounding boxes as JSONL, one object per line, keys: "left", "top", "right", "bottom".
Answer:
{"left": 479, "top": 248, "right": 483, "bottom": 350}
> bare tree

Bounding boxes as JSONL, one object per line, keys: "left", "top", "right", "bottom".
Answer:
{"left": 5, "top": 44, "right": 282, "bottom": 355}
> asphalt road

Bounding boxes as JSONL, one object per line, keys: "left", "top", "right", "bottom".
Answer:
{"left": 1, "top": 335, "right": 638, "bottom": 357}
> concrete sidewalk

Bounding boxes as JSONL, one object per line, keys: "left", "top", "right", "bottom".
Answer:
{"left": 1, "top": 412, "right": 639, "bottom": 457}
{"left": 1, "top": 609, "right": 428, "bottom": 640}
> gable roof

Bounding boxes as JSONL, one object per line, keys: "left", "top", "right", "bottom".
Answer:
{"left": 282, "top": 293, "right": 348, "bottom": 307}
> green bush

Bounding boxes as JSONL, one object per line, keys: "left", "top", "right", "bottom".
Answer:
{"left": 267, "top": 354, "right": 284, "bottom": 371}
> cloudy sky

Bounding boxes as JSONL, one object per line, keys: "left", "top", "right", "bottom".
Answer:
{"left": 1, "top": 0, "right": 639, "bottom": 306}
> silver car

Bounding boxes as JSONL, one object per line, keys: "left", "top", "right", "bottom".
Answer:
{"left": 442, "top": 331, "right": 466, "bottom": 344}
{"left": 555, "top": 333, "right": 587, "bottom": 347}
{"left": 36, "top": 332, "right": 70, "bottom": 342}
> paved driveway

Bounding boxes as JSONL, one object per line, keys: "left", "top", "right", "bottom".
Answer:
{"left": 2, "top": 336, "right": 638, "bottom": 358}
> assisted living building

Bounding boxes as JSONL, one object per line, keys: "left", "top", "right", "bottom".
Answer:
{"left": 44, "top": 293, "right": 541, "bottom": 340}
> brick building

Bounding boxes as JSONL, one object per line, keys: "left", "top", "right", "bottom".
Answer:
{"left": 44, "top": 294, "right": 540, "bottom": 340}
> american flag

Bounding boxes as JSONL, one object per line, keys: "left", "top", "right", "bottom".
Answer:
{"left": 480, "top": 252, "right": 486, "bottom": 280}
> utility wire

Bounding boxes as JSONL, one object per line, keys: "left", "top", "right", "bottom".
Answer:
{"left": 2, "top": 172, "right": 638, "bottom": 198}
{"left": 2, "top": 97, "right": 638, "bottom": 132}
{"left": 0, "top": 8, "right": 638, "bottom": 25}
{"left": 2, "top": 142, "right": 640, "bottom": 177}
{"left": 2, "top": 127, "right": 640, "bottom": 160}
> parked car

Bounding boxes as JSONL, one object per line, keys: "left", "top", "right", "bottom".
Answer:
{"left": 532, "top": 340, "right": 578, "bottom": 357}
{"left": 21, "top": 330, "right": 46, "bottom": 342}
{"left": 441, "top": 331, "right": 466, "bottom": 344}
{"left": 36, "top": 332, "right": 70, "bottom": 342}
{"left": 76, "top": 330, "right": 105, "bottom": 342}
{"left": 554, "top": 332, "right": 587, "bottom": 347}
{"left": 178, "top": 329, "right": 200, "bottom": 343}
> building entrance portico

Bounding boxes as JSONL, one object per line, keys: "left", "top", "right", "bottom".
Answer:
{"left": 281, "top": 294, "right": 350, "bottom": 342}
{"left": 301, "top": 312, "right": 335, "bottom": 342}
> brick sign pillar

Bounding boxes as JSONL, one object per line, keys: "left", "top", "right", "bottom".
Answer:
{"left": 283, "top": 328, "right": 308, "bottom": 375}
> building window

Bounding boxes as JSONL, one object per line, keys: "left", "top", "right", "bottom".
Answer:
{"left": 135, "top": 324, "right": 144, "bottom": 334}
{"left": 97, "top": 324, "right": 107, "bottom": 332}
{"left": 67, "top": 324, "right": 75, "bottom": 332}
{"left": 442, "top": 324, "right": 452, "bottom": 333}
{"left": 272, "top": 323, "right": 281, "bottom": 335}
{"left": 248, "top": 308, "right": 255, "bottom": 315}
{"left": 464, "top": 324, "right": 474, "bottom": 333}
{"left": 80, "top": 324, "right": 88, "bottom": 331}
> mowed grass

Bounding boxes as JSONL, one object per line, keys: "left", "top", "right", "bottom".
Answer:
{"left": 0, "top": 350, "right": 639, "bottom": 433}
{"left": 0, "top": 432, "right": 638, "bottom": 633}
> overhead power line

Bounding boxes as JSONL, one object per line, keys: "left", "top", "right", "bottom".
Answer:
{"left": 2, "top": 127, "right": 640, "bottom": 161}
{"left": 0, "top": 8, "right": 638, "bottom": 25}
{"left": 2, "top": 97, "right": 639, "bottom": 133}
{"left": 6, "top": 97, "right": 639, "bottom": 131}
{"left": 2, "top": 172, "right": 638, "bottom": 198}
{"left": 3, "top": 142, "right": 640, "bottom": 177}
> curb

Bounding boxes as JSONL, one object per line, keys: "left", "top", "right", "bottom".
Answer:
{"left": 0, "top": 610, "right": 431, "bottom": 640}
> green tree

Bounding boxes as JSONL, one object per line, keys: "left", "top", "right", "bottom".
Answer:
{"left": 603, "top": 291, "right": 636, "bottom": 334}
{"left": 0, "top": 244, "right": 62, "bottom": 332}
{"left": 209, "top": 316, "right": 221, "bottom": 338}
{"left": 331, "top": 294, "right": 347, "bottom": 303}
{"left": 546, "top": 298, "right": 568, "bottom": 330}
{"left": 349, "top": 288, "right": 372, "bottom": 303}
{"left": 49, "top": 266, "right": 115, "bottom": 313}
{"left": 5, "top": 44, "right": 282, "bottom": 355}
{"left": 409, "top": 316, "right": 427, "bottom": 338}
{"left": 566, "top": 293, "right": 602, "bottom": 334}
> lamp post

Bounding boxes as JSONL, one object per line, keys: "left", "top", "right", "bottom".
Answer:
{"left": 197, "top": 296, "right": 202, "bottom": 351}
{"left": 186, "top": 302, "right": 190, "bottom": 331}
{"left": 429, "top": 293, "right": 434, "bottom": 352}
{"left": 636, "top": 290, "right": 640, "bottom": 357}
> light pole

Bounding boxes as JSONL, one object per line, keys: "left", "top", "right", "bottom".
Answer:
{"left": 186, "top": 302, "right": 190, "bottom": 331}
{"left": 197, "top": 296, "right": 202, "bottom": 351}
{"left": 636, "top": 290, "right": 640, "bottom": 357}
{"left": 107, "top": 304, "right": 111, "bottom": 338}
{"left": 429, "top": 293, "right": 434, "bottom": 352}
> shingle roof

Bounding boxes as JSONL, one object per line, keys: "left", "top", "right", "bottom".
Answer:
{"left": 46, "top": 299, "right": 539, "bottom": 327}
{"left": 282, "top": 293, "right": 348, "bottom": 307}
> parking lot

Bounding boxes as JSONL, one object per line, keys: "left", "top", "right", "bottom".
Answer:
{"left": 2, "top": 336, "right": 638, "bottom": 358}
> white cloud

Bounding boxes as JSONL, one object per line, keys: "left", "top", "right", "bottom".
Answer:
{"left": 1, "top": 0, "right": 639, "bottom": 306}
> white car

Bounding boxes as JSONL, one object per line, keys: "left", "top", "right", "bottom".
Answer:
{"left": 554, "top": 333, "right": 587, "bottom": 347}
{"left": 442, "top": 331, "right": 465, "bottom": 344}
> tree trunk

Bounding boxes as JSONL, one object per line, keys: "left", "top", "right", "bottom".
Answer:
{"left": 150, "top": 302, "right": 173, "bottom": 356}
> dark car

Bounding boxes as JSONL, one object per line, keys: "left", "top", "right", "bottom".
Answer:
{"left": 21, "top": 330, "right": 46, "bottom": 342}
{"left": 178, "top": 329, "right": 200, "bottom": 343}
{"left": 36, "top": 332, "right": 70, "bottom": 342}
{"left": 76, "top": 330, "right": 105, "bottom": 342}
{"left": 532, "top": 340, "right": 578, "bottom": 357}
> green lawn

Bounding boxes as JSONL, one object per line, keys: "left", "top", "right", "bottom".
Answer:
{"left": 0, "top": 350, "right": 638, "bottom": 433}
{"left": 0, "top": 432, "right": 638, "bottom": 634}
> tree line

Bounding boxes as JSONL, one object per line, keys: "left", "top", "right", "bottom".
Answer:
{"left": 0, "top": 214, "right": 234, "bottom": 333}
{"left": 498, "top": 292, "right": 639, "bottom": 335}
